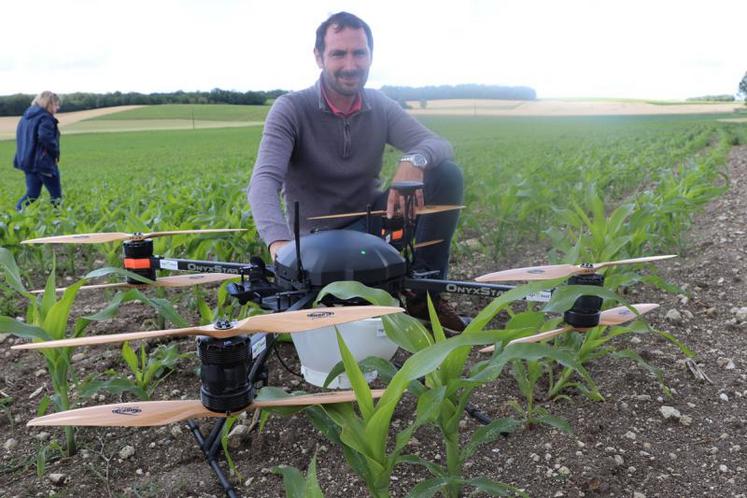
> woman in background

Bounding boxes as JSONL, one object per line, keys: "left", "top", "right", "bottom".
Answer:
{"left": 13, "top": 91, "right": 62, "bottom": 211}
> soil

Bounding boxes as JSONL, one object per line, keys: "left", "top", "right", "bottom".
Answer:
{"left": 1, "top": 147, "right": 745, "bottom": 498}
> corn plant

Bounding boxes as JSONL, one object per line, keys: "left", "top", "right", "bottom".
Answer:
{"left": 306, "top": 281, "right": 593, "bottom": 497}
{"left": 0, "top": 393, "right": 13, "bottom": 429}
{"left": 35, "top": 440, "right": 63, "bottom": 479}
{"left": 263, "top": 279, "right": 515, "bottom": 498}
{"left": 219, "top": 415, "right": 245, "bottom": 480}
{"left": 80, "top": 267, "right": 190, "bottom": 329}
{"left": 527, "top": 284, "right": 691, "bottom": 400}
{"left": 272, "top": 451, "right": 326, "bottom": 498}
{"left": 192, "top": 280, "right": 256, "bottom": 326}
{"left": 79, "top": 342, "right": 188, "bottom": 400}
{"left": 496, "top": 311, "right": 571, "bottom": 432}
{"left": 397, "top": 291, "right": 604, "bottom": 497}
{"left": 0, "top": 248, "right": 89, "bottom": 456}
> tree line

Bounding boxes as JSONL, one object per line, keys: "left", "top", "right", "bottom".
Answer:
{"left": 685, "top": 95, "right": 736, "bottom": 102}
{"left": 0, "top": 89, "right": 287, "bottom": 116}
{"left": 381, "top": 84, "right": 537, "bottom": 103}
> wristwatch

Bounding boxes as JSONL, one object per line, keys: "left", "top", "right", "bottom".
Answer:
{"left": 400, "top": 153, "right": 428, "bottom": 170}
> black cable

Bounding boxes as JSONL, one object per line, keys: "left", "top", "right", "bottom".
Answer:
{"left": 274, "top": 346, "right": 304, "bottom": 378}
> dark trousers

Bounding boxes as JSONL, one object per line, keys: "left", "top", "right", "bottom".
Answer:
{"left": 346, "top": 160, "right": 464, "bottom": 280}
{"left": 16, "top": 171, "right": 62, "bottom": 211}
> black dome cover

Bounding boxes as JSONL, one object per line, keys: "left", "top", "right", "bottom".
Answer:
{"left": 275, "top": 230, "right": 406, "bottom": 287}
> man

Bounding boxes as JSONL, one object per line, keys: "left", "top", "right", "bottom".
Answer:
{"left": 248, "top": 11, "right": 465, "bottom": 331}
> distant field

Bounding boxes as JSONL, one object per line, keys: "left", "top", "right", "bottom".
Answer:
{"left": 0, "top": 104, "right": 270, "bottom": 139}
{"left": 61, "top": 118, "right": 263, "bottom": 135}
{"left": 2, "top": 110, "right": 744, "bottom": 261}
{"left": 88, "top": 104, "right": 271, "bottom": 121}
{"left": 4, "top": 101, "right": 744, "bottom": 140}
{"left": 408, "top": 99, "right": 745, "bottom": 116}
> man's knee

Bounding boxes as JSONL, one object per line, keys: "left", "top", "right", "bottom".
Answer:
{"left": 426, "top": 160, "right": 464, "bottom": 201}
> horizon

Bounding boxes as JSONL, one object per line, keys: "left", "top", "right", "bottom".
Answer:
{"left": 1, "top": 0, "right": 745, "bottom": 101}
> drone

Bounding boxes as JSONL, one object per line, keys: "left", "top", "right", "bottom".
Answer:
{"left": 10, "top": 181, "right": 675, "bottom": 497}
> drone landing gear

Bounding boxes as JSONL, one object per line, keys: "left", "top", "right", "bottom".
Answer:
{"left": 186, "top": 333, "right": 271, "bottom": 497}
{"left": 188, "top": 418, "right": 239, "bottom": 498}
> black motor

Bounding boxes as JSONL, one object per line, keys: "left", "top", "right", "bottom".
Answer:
{"left": 198, "top": 333, "right": 255, "bottom": 413}
{"left": 274, "top": 230, "right": 406, "bottom": 294}
{"left": 563, "top": 273, "right": 604, "bottom": 328}
{"left": 123, "top": 239, "right": 156, "bottom": 283}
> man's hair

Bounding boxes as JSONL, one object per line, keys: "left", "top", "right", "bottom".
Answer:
{"left": 32, "top": 91, "right": 61, "bottom": 112}
{"left": 315, "top": 11, "right": 373, "bottom": 55}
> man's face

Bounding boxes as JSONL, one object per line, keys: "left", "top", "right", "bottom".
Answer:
{"left": 314, "top": 26, "right": 371, "bottom": 97}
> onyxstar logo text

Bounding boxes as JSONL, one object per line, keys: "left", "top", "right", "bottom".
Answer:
{"left": 112, "top": 407, "right": 142, "bottom": 416}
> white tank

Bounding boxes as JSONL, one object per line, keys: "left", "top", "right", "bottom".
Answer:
{"left": 291, "top": 318, "right": 399, "bottom": 389}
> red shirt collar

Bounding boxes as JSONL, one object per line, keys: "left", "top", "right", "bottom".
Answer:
{"left": 320, "top": 81, "right": 362, "bottom": 118}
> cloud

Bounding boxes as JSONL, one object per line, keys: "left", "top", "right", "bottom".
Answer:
{"left": 0, "top": 0, "right": 745, "bottom": 99}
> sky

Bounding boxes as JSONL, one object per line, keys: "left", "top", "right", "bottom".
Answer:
{"left": 1, "top": 0, "right": 744, "bottom": 100}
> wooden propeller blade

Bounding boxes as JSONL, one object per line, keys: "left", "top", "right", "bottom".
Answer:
{"left": 30, "top": 273, "right": 240, "bottom": 294}
{"left": 28, "top": 390, "right": 386, "bottom": 427}
{"left": 480, "top": 303, "right": 660, "bottom": 352}
{"left": 504, "top": 326, "right": 572, "bottom": 348}
{"left": 475, "top": 255, "right": 677, "bottom": 282}
{"left": 598, "top": 303, "right": 659, "bottom": 325}
{"left": 415, "top": 205, "right": 466, "bottom": 215}
{"left": 593, "top": 255, "right": 677, "bottom": 271}
{"left": 413, "top": 239, "right": 443, "bottom": 249}
{"left": 22, "top": 232, "right": 134, "bottom": 244}
{"left": 28, "top": 400, "right": 222, "bottom": 427}
{"left": 12, "top": 305, "right": 404, "bottom": 350}
{"left": 253, "top": 389, "right": 385, "bottom": 408}
{"left": 307, "top": 205, "right": 465, "bottom": 220}
{"left": 142, "top": 229, "right": 247, "bottom": 239}
{"left": 22, "top": 229, "right": 246, "bottom": 245}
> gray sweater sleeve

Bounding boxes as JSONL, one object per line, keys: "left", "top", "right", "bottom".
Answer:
{"left": 247, "top": 97, "right": 296, "bottom": 245}
{"left": 381, "top": 96, "right": 453, "bottom": 168}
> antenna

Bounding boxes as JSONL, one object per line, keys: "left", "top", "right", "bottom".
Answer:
{"left": 390, "top": 181, "right": 423, "bottom": 271}
{"left": 294, "top": 202, "right": 304, "bottom": 282}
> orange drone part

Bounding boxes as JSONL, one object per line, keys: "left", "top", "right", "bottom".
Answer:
{"left": 123, "top": 258, "right": 152, "bottom": 270}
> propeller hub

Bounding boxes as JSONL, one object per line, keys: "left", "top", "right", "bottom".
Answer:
{"left": 213, "top": 319, "right": 234, "bottom": 330}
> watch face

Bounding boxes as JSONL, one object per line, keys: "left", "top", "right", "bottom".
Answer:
{"left": 412, "top": 154, "right": 427, "bottom": 167}
{"left": 402, "top": 154, "right": 427, "bottom": 168}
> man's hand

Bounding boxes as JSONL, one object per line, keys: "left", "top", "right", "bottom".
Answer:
{"left": 387, "top": 162, "right": 425, "bottom": 218}
{"left": 269, "top": 240, "right": 290, "bottom": 260}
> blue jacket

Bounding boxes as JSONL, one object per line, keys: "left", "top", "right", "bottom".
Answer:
{"left": 13, "top": 105, "right": 60, "bottom": 175}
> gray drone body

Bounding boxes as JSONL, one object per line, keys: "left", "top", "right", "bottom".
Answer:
{"left": 274, "top": 230, "right": 407, "bottom": 291}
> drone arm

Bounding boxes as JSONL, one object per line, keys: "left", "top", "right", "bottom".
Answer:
{"left": 153, "top": 256, "right": 251, "bottom": 275}
{"left": 403, "top": 277, "right": 551, "bottom": 303}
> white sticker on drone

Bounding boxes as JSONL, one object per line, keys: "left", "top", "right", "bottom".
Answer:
{"left": 252, "top": 337, "right": 267, "bottom": 359}
{"left": 525, "top": 290, "right": 553, "bottom": 303}
{"left": 159, "top": 259, "right": 179, "bottom": 270}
